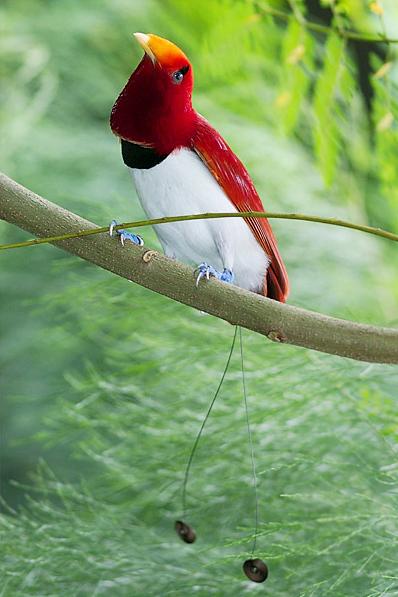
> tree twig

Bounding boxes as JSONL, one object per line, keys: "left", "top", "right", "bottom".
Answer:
{"left": 253, "top": 1, "right": 398, "bottom": 45}
{"left": 0, "top": 172, "right": 397, "bottom": 365}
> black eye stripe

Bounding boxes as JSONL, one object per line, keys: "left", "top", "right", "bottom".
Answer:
{"left": 179, "top": 65, "right": 189, "bottom": 76}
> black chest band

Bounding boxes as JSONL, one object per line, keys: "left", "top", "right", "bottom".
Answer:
{"left": 121, "top": 139, "right": 168, "bottom": 169}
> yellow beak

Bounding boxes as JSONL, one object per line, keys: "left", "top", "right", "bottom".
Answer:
{"left": 133, "top": 32, "right": 189, "bottom": 68}
{"left": 134, "top": 32, "right": 156, "bottom": 63}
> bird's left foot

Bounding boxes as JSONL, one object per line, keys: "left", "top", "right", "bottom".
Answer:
{"left": 219, "top": 268, "right": 234, "bottom": 283}
{"left": 109, "top": 219, "right": 144, "bottom": 247}
{"left": 195, "top": 262, "right": 235, "bottom": 287}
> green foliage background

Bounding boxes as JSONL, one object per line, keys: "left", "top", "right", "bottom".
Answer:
{"left": 1, "top": 0, "right": 398, "bottom": 595}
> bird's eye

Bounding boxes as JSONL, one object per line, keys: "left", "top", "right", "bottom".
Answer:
{"left": 171, "top": 65, "right": 190, "bottom": 85}
{"left": 172, "top": 71, "right": 184, "bottom": 84}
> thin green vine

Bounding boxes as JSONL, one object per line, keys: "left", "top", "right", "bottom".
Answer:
{"left": 1, "top": 210, "right": 397, "bottom": 251}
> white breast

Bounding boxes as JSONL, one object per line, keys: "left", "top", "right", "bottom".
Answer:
{"left": 130, "top": 147, "right": 268, "bottom": 292}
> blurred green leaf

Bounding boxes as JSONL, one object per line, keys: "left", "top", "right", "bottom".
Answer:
{"left": 313, "top": 34, "right": 345, "bottom": 186}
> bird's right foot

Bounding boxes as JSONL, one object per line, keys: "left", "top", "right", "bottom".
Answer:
{"left": 195, "top": 262, "right": 218, "bottom": 286}
{"left": 195, "top": 262, "right": 235, "bottom": 287}
{"left": 109, "top": 219, "right": 144, "bottom": 247}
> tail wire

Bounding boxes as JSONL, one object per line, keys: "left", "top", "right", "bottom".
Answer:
{"left": 182, "top": 326, "right": 238, "bottom": 517}
{"left": 181, "top": 326, "right": 259, "bottom": 556}
{"left": 239, "top": 326, "right": 259, "bottom": 555}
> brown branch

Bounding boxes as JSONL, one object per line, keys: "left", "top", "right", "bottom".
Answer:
{"left": 0, "top": 172, "right": 397, "bottom": 365}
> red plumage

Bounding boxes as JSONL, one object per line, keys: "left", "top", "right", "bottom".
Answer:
{"left": 111, "top": 55, "right": 196, "bottom": 155}
{"left": 192, "top": 116, "right": 289, "bottom": 302}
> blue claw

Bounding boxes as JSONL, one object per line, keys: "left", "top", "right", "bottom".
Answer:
{"left": 109, "top": 220, "right": 144, "bottom": 247}
{"left": 196, "top": 262, "right": 218, "bottom": 286}
{"left": 219, "top": 268, "right": 235, "bottom": 283}
{"left": 195, "top": 263, "right": 234, "bottom": 287}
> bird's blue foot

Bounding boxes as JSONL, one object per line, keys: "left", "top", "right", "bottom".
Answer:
{"left": 109, "top": 220, "right": 144, "bottom": 247}
{"left": 219, "top": 268, "right": 234, "bottom": 283}
{"left": 195, "top": 262, "right": 235, "bottom": 287}
{"left": 196, "top": 262, "right": 218, "bottom": 286}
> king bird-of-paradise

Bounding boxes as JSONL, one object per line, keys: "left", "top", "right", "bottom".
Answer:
{"left": 110, "top": 33, "right": 289, "bottom": 302}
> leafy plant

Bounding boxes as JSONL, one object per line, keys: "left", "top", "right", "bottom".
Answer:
{"left": 1, "top": 0, "right": 398, "bottom": 595}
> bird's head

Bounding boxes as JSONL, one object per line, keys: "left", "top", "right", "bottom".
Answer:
{"left": 110, "top": 33, "right": 195, "bottom": 155}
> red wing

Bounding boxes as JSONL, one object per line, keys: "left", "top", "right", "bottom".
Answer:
{"left": 192, "top": 115, "right": 289, "bottom": 302}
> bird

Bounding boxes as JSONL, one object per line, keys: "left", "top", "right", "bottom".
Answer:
{"left": 110, "top": 33, "right": 289, "bottom": 302}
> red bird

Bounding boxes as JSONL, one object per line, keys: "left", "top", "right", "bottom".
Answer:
{"left": 110, "top": 33, "right": 289, "bottom": 301}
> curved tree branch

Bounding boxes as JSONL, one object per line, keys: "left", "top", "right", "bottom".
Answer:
{"left": 0, "top": 172, "right": 397, "bottom": 365}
